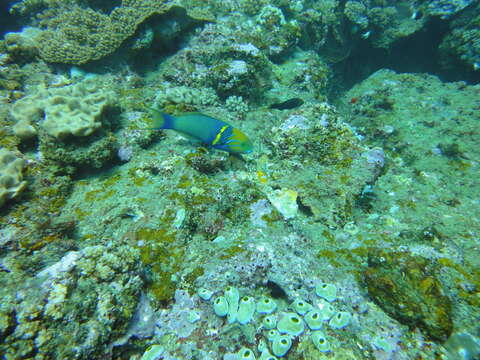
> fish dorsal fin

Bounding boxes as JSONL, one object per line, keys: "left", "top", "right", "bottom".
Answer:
{"left": 178, "top": 112, "right": 206, "bottom": 117}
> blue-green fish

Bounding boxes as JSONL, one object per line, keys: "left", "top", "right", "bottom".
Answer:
{"left": 150, "top": 109, "right": 253, "bottom": 154}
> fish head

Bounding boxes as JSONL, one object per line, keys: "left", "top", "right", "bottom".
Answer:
{"left": 213, "top": 126, "right": 253, "bottom": 154}
{"left": 225, "top": 127, "right": 253, "bottom": 154}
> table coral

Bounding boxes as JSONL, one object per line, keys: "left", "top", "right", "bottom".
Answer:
{"left": 32, "top": 0, "right": 212, "bottom": 65}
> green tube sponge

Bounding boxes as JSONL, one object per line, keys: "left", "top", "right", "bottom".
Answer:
{"left": 315, "top": 282, "right": 337, "bottom": 302}
{"left": 188, "top": 310, "right": 201, "bottom": 323}
{"left": 257, "top": 296, "right": 277, "bottom": 314}
{"left": 259, "top": 349, "right": 278, "bottom": 360}
{"left": 197, "top": 288, "right": 213, "bottom": 301}
{"left": 311, "top": 331, "right": 332, "bottom": 353}
{"left": 271, "top": 335, "right": 292, "bottom": 357}
{"left": 238, "top": 296, "right": 256, "bottom": 325}
{"left": 140, "top": 345, "right": 165, "bottom": 360}
{"left": 277, "top": 312, "right": 304, "bottom": 336}
{"left": 304, "top": 310, "right": 323, "bottom": 330}
{"left": 329, "top": 311, "right": 351, "bottom": 329}
{"left": 372, "top": 335, "right": 396, "bottom": 353}
{"left": 258, "top": 339, "right": 268, "bottom": 353}
{"left": 213, "top": 296, "right": 229, "bottom": 317}
{"left": 292, "top": 298, "right": 312, "bottom": 316}
{"left": 225, "top": 286, "right": 240, "bottom": 324}
{"left": 237, "top": 347, "right": 256, "bottom": 360}
{"left": 262, "top": 315, "right": 277, "bottom": 330}
{"left": 317, "top": 300, "right": 336, "bottom": 321}
{"left": 266, "top": 329, "right": 280, "bottom": 342}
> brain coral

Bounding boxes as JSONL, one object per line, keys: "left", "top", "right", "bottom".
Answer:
{"left": 33, "top": 0, "right": 213, "bottom": 64}
{"left": 0, "top": 148, "right": 27, "bottom": 208}
{"left": 11, "top": 78, "right": 114, "bottom": 139}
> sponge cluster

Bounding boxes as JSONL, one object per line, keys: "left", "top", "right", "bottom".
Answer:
{"left": 10, "top": 79, "right": 114, "bottom": 140}
{"left": 199, "top": 282, "right": 352, "bottom": 359}
{"left": 0, "top": 148, "right": 26, "bottom": 208}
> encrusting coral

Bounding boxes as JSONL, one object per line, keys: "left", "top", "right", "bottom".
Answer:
{"left": 10, "top": 78, "right": 114, "bottom": 139}
{"left": 0, "top": 147, "right": 26, "bottom": 208}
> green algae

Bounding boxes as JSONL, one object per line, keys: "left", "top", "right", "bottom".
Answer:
{"left": 133, "top": 223, "right": 184, "bottom": 303}
{"left": 219, "top": 244, "right": 246, "bottom": 260}
{"left": 438, "top": 257, "right": 480, "bottom": 307}
{"left": 182, "top": 266, "right": 205, "bottom": 293}
{"left": 0, "top": 128, "right": 20, "bottom": 150}
{"left": 185, "top": 150, "right": 227, "bottom": 174}
{"left": 364, "top": 249, "right": 453, "bottom": 342}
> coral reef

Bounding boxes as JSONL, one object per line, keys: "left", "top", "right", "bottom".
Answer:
{"left": 240, "top": 0, "right": 266, "bottom": 16}
{"left": 366, "top": 4, "right": 424, "bottom": 48}
{"left": 38, "top": 129, "right": 120, "bottom": 170}
{"left": 439, "top": 4, "right": 480, "bottom": 71}
{"left": 343, "top": 69, "right": 480, "bottom": 243}
{"left": 425, "top": 0, "right": 476, "bottom": 19}
{"left": 344, "top": 1, "right": 369, "bottom": 30}
{"left": 152, "top": 22, "right": 274, "bottom": 103}
{"left": 5, "top": 72, "right": 131, "bottom": 172}
{"left": 0, "top": 0, "right": 479, "bottom": 359}
{"left": 154, "top": 85, "right": 220, "bottom": 110}
{"left": 250, "top": 4, "right": 302, "bottom": 59}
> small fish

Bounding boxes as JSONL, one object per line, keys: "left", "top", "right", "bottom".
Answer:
{"left": 269, "top": 98, "right": 304, "bottom": 110}
{"left": 361, "top": 30, "right": 371, "bottom": 39}
{"left": 150, "top": 109, "right": 253, "bottom": 154}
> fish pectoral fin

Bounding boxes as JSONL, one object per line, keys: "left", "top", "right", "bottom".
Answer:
{"left": 226, "top": 139, "right": 241, "bottom": 144}
{"left": 181, "top": 134, "right": 202, "bottom": 143}
{"left": 197, "top": 146, "right": 210, "bottom": 153}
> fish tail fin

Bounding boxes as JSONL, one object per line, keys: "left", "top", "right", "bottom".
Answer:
{"left": 149, "top": 108, "right": 175, "bottom": 130}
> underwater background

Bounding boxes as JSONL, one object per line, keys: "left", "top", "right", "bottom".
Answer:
{"left": 0, "top": 0, "right": 479, "bottom": 359}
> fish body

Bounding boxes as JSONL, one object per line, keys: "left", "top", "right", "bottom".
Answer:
{"left": 150, "top": 109, "right": 253, "bottom": 154}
